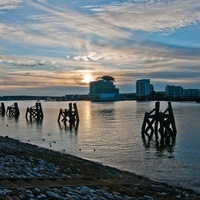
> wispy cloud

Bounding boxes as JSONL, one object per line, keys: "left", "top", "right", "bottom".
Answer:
{"left": 0, "top": 55, "right": 46, "bottom": 67}
{"left": 0, "top": 0, "right": 22, "bottom": 10}
{"left": 88, "top": 0, "right": 200, "bottom": 33}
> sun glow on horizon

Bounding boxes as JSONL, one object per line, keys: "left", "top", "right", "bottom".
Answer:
{"left": 82, "top": 73, "right": 94, "bottom": 84}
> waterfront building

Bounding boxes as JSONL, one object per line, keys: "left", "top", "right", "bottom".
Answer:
{"left": 136, "top": 79, "right": 154, "bottom": 97}
{"left": 89, "top": 76, "right": 119, "bottom": 101}
{"left": 165, "top": 85, "right": 183, "bottom": 97}
{"left": 90, "top": 80, "right": 118, "bottom": 94}
{"left": 90, "top": 76, "right": 119, "bottom": 95}
{"left": 183, "top": 89, "right": 200, "bottom": 97}
{"left": 165, "top": 85, "right": 200, "bottom": 98}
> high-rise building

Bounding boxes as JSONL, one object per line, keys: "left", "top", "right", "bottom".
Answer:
{"left": 136, "top": 79, "right": 153, "bottom": 97}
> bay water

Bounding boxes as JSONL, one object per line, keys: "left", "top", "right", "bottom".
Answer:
{"left": 0, "top": 100, "right": 200, "bottom": 192}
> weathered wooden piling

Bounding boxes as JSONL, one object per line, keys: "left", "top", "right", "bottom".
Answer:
{"left": 57, "top": 103, "right": 79, "bottom": 130}
{"left": 25, "top": 102, "right": 44, "bottom": 121}
{"left": 6, "top": 102, "right": 20, "bottom": 118}
{"left": 141, "top": 101, "right": 177, "bottom": 143}
{"left": 0, "top": 102, "right": 6, "bottom": 116}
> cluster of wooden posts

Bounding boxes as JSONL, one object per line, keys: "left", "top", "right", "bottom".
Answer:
{"left": 0, "top": 102, "right": 20, "bottom": 118}
{"left": 141, "top": 101, "right": 177, "bottom": 149}
{"left": 57, "top": 103, "right": 79, "bottom": 130}
{"left": 1, "top": 101, "right": 177, "bottom": 147}
{"left": 0, "top": 102, "right": 79, "bottom": 130}
{"left": 25, "top": 102, "right": 44, "bottom": 121}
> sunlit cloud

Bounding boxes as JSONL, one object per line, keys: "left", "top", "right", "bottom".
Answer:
{"left": 0, "top": 69, "right": 89, "bottom": 90}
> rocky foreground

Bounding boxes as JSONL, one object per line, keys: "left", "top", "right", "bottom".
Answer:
{"left": 0, "top": 136, "right": 199, "bottom": 200}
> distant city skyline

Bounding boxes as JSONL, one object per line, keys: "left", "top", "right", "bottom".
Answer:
{"left": 1, "top": 0, "right": 200, "bottom": 96}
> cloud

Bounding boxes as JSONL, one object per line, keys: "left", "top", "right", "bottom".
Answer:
{"left": 0, "top": 69, "right": 91, "bottom": 93}
{"left": 0, "top": 1, "right": 129, "bottom": 62}
{"left": 0, "top": 0, "right": 22, "bottom": 10}
{"left": 0, "top": 55, "right": 46, "bottom": 67}
{"left": 0, "top": 0, "right": 200, "bottom": 94}
{"left": 37, "top": 0, "right": 47, "bottom": 3}
{"left": 14, "top": 59, "right": 46, "bottom": 67}
{"left": 87, "top": 0, "right": 200, "bottom": 33}
{"left": 26, "top": 1, "right": 130, "bottom": 40}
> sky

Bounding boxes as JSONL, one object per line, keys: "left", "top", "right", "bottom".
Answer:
{"left": 0, "top": 0, "right": 200, "bottom": 96}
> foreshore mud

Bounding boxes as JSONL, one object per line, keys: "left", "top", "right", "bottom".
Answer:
{"left": 0, "top": 136, "right": 199, "bottom": 200}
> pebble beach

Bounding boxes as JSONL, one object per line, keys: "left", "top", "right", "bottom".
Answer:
{"left": 0, "top": 136, "right": 200, "bottom": 200}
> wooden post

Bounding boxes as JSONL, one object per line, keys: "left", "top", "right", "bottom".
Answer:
{"left": 69, "top": 103, "right": 73, "bottom": 123}
{"left": 159, "top": 112, "right": 165, "bottom": 144}
{"left": 57, "top": 108, "right": 62, "bottom": 122}
{"left": 63, "top": 109, "right": 67, "bottom": 122}
{"left": 14, "top": 102, "right": 20, "bottom": 117}
{"left": 0, "top": 102, "right": 5, "bottom": 116}
{"left": 36, "top": 102, "right": 39, "bottom": 120}
{"left": 154, "top": 101, "right": 160, "bottom": 140}
{"left": 73, "top": 103, "right": 79, "bottom": 122}
{"left": 36, "top": 102, "right": 44, "bottom": 121}
{"left": 167, "top": 102, "right": 177, "bottom": 135}
{"left": 30, "top": 107, "right": 33, "bottom": 119}
{"left": 25, "top": 108, "right": 29, "bottom": 119}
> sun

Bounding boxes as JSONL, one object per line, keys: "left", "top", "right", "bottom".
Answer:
{"left": 82, "top": 73, "right": 93, "bottom": 84}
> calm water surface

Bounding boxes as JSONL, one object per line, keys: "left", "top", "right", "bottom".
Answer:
{"left": 0, "top": 100, "right": 200, "bottom": 192}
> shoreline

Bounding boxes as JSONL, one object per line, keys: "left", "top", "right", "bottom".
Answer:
{"left": 0, "top": 136, "right": 200, "bottom": 200}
